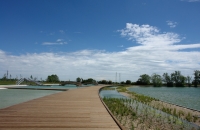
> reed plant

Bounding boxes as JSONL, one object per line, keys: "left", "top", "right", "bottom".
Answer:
{"left": 102, "top": 96, "right": 200, "bottom": 130}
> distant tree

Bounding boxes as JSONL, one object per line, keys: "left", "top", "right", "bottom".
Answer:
{"left": 136, "top": 74, "right": 151, "bottom": 85}
{"left": 82, "top": 78, "right": 96, "bottom": 84}
{"left": 171, "top": 71, "right": 186, "bottom": 87}
{"left": 30, "top": 75, "right": 33, "bottom": 79}
{"left": 99, "top": 80, "right": 107, "bottom": 84}
{"left": 125, "top": 80, "right": 131, "bottom": 84}
{"left": 121, "top": 81, "right": 125, "bottom": 84}
{"left": 87, "top": 78, "right": 94, "bottom": 83}
{"left": 151, "top": 73, "right": 162, "bottom": 87}
{"left": 76, "top": 77, "right": 81, "bottom": 82}
{"left": 162, "top": 73, "right": 173, "bottom": 87}
{"left": 193, "top": 70, "right": 200, "bottom": 87}
{"left": 46, "top": 74, "right": 60, "bottom": 82}
{"left": 108, "top": 80, "right": 112, "bottom": 84}
{"left": 2, "top": 74, "right": 7, "bottom": 80}
{"left": 186, "top": 75, "right": 192, "bottom": 87}
{"left": 10, "top": 74, "right": 12, "bottom": 80}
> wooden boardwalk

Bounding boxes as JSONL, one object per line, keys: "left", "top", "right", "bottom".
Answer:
{"left": 0, "top": 85, "right": 120, "bottom": 130}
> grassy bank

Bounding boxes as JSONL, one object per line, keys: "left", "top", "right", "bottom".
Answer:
{"left": 0, "top": 80, "right": 16, "bottom": 85}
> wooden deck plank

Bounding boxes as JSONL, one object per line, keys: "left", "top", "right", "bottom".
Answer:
{"left": 0, "top": 85, "right": 120, "bottom": 130}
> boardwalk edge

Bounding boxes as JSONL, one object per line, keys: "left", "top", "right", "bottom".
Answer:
{"left": 99, "top": 86, "right": 127, "bottom": 130}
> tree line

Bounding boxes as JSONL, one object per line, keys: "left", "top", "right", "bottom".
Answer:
{"left": 136, "top": 70, "right": 200, "bottom": 87}
{"left": 94, "top": 70, "right": 200, "bottom": 87}
{"left": 1, "top": 70, "right": 200, "bottom": 87}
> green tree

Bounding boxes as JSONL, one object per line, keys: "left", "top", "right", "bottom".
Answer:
{"left": 162, "top": 73, "right": 173, "bottom": 87}
{"left": 76, "top": 77, "right": 81, "bottom": 82}
{"left": 186, "top": 75, "right": 192, "bottom": 87}
{"left": 108, "top": 80, "right": 112, "bottom": 84}
{"left": 193, "top": 70, "right": 200, "bottom": 87}
{"left": 98, "top": 80, "right": 107, "bottom": 84}
{"left": 46, "top": 74, "right": 60, "bottom": 82}
{"left": 125, "top": 80, "right": 131, "bottom": 84}
{"left": 121, "top": 81, "right": 125, "bottom": 84}
{"left": 87, "top": 78, "right": 94, "bottom": 83}
{"left": 82, "top": 78, "right": 96, "bottom": 84}
{"left": 137, "top": 74, "right": 151, "bottom": 85}
{"left": 171, "top": 71, "right": 186, "bottom": 87}
{"left": 2, "top": 74, "right": 7, "bottom": 80}
{"left": 151, "top": 73, "right": 162, "bottom": 87}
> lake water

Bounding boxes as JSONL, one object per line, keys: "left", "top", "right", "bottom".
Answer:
{"left": 0, "top": 84, "right": 83, "bottom": 109}
{"left": 99, "top": 87, "right": 200, "bottom": 129}
{"left": 0, "top": 88, "right": 61, "bottom": 109}
{"left": 128, "top": 86, "right": 200, "bottom": 111}
{"left": 12, "top": 84, "right": 79, "bottom": 89}
{"left": 99, "top": 89, "right": 127, "bottom": 99}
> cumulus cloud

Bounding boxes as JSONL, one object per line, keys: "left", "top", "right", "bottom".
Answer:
{"left": 166, "top": 21, "right": 178, "bottom": 28}
{"left": 42, "top": 39, "right": 67, "bottom": 45}
{"left": 1, "top": 23, "right": 200, "bottom": 82}
{"left": 181, "top": 0, "right": 200, "bottom": 2}
{"left": 119, "top": 23, "right": 180, "bottom": 46}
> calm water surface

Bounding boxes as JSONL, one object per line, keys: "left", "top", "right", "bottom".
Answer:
{"left": 99, "top": 90, "right": 127, "bottom": 99}
{"left": 128, "top": 86, "right": 200, "bottom": 111}
{"left": 0, "top": 84, "right": 95, "bottom": 109}
{"left": 0, "top": 88, "right": 61, "bottom": 109}
{"left": 14, "top": 84, "right": 78, "bottom": 89}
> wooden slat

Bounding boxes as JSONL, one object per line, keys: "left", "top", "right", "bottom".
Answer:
{"left": 0, "top": 85, "right": 120, "bottom": 130}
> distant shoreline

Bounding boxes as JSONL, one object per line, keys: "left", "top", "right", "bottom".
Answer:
{"left": 0, "top": 85, "right": 28, "bottom": 88}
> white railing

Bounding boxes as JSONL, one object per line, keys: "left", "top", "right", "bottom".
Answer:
{"left": 16, "top": 78, "right": 43, "bottom": 85}
{"left": 25, "top": 78, "right": 43, "bottom": 85}
{"left": 16, "top": 78, "right": 24, "bottom": 85}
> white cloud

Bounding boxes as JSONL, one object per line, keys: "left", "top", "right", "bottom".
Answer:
{"left": 1, "top": 23, "right": 200, "bottom": 82}
{"left": 59, "top": 30, "right": 65, "bottom": 34}
{"left": 42, "top": 39, "right": 67, "bottom": 45}
{"left": 56, "top": 39, "right": 63, "bottom": 42}
{"left": 166, "top": 21, "right": 178, "bottom": 28}
{"left": 119, "top": 23, "right": 180, "bottom": 46}
{"left": 181, "top": 0, "right": 200, "bottom": 2}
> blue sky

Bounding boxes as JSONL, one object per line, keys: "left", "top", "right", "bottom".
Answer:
{"left": 0, "top": 0, "right": 200, "bottom": 82}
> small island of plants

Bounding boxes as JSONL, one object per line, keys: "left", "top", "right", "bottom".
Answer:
{"left": 102, "top": 86, "right": 200, "bottom": 130}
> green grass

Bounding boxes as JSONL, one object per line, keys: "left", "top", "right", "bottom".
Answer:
{"left": 0, "top": 80, "right": 45, "bottom": 85}
{"left": 130, "top": 91, "right": 159, "bottom": 103}
{"left": 0, "top": 80, "right": 16, "bottom": 85}
{"left": 102, "top": 97, "right": 197, "bottom": 130}
{"left": 116, "top": 85, "right": 130, "bottom": 92}
{"left": 101, "top": 86, "right": 115, "bottom": 90}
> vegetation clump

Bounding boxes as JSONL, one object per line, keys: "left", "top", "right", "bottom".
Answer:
{"left": 103, "top": 97, "right": 199, "bottom": 130}
{"left": 101, "top": 86, "right": 115, "bottom": 90}
{"left": 130, "top": 91, "right": 159, "bottom": 104}
{"left": 117, "top": 86, "right": 128, "bottom": 92}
